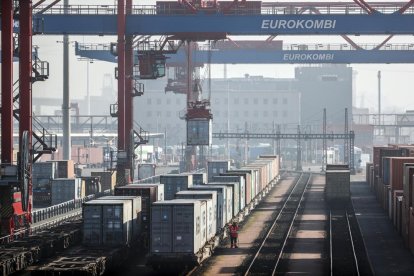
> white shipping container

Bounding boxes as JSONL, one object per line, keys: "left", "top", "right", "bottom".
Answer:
{"left": 213, "top": 175, "right": 246, "bottom": 211}
{"left": 209, "top": 182, "right": 239, "bottom": 217}
{"left": 187, "top": 119, "right": 212, "bottom": 146}
{"left": 189, "top": 185, "right": 226, "bottom": 231}
{"left": 82, "top": 199, "right": 133, "bottom": 246}
{"left": 151, "top": 199, "right": 207, "bottom": 254}
{"left": 98, "top": 196, "right": 142, "bottom": 238}
{"left": 176, "top": 191, "right": 217, "bottom": 237}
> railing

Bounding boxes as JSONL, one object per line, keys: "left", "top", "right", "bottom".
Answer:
{"left": 33, "top": 3, "right": 414, "bottom": 16}
{"left": 31, "top": 189, "right": 111, "bottom": 224}
{"left": 0, "top": 189, "right": 112, "bottom": 244}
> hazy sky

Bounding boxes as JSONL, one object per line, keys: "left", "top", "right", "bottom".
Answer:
{"left": 31, "top": 0, "right": 414, "bottom": 114}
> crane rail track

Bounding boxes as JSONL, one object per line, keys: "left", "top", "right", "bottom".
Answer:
{"left": 244, "top": 172, "right": 311, "bottom": 275}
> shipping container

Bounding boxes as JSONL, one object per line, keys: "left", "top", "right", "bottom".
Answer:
{"left": 51, "top": 178, "right": 84, "bottom": 205}
{"left": 241, "top": 166, "right": 259, "bottom": 198}
{"left": 187, "top": 119, "right": 212, "bottom": 146}
{"left": 190, "top": 173, "right": 207, "bottom": 185}
{"left": 91, "top": 171, "right": 117, "bottom": 191}
{"left": 80, "top": 176, "right": 101, "bottom": 196}
{"left": 325, "top": 170, "right": 350, "bottom": 203}
{"left": 175, "top": 190, "right": 217, "bottom": 236}
{"left": 402, "top": 164, "right": 414, "bottom": 243}
{"left": 160, "top": 174, "right": 193, "bottom": 200}
{"left": 188, "top": 185, "right": 227, "bottom": 230}
{"left": 393, "top": 190, "right": 403, "bottom": 227}
{"left": 151, "top": 199, "right": 207, "bottom": 254}
{"left": 221, "top": 170, "right": 252, "bottom": 206}
{"left": 209, "top": 182, "right": 239, "bottom": 217}
{"left": 130, "top": 183, "right": 165, "bottom": 201}
{"left": 388, "top": 157, "right": 414, "bottom": 214}
{"left": 138, "top": 163, "right": 156, "bottom": 180}
{"left": 396, "top": 195, "right": 403, "bottom": 234}
{"left": 213, "top": 175, "right": 245, "bottom": 211}
{"left": 83, "top": 199, "right": 133, "bottom": 246}
{"left": 382, "top": 157, "right": 391, "bottom": 185}
{"left": 409, "top": 207, "right": 414, "bottom": 254}
{"left": 99, "top": 196, "right": 142, "bottom": 238}
{"left": 207, "top": 161, "right": 230, "bottom": 182}
{"left": 33, "top": 162, "right": 57, "bottom": 179}
{"left": 48, "top": 160, "right": 75, "bottom": 178}
{"left": 114, "top": 185, "right": 157, "bottom": 231}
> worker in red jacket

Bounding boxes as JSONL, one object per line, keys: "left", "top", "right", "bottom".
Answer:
{"left": 229, "top": 221, "right": 239, "bottom": 248}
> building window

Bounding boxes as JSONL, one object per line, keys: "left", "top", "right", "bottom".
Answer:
{"left": 176, "top": 98, "right": 181, "bottom": 105}
{"left": 166, "top": 99, "right": 171, "bottom": 104}
{"left": 146, "top": 111, "right": 152, "bottom": 117}
{"left": 244, "top": 98, "right": 249, "bottom": 105}
{"left": 147, "top": 98, "right": 152, "bottom": 105}
{"left": 273, "top": 98, "right": 278, "bottom": 104}
{"left": 273, "top": 110, "right": 278, "bottom": 117}
{"left": 166, "top": 111, "right": 172, "bottom": 117}
{"left": 157, "top": 98, "right": 162, "bottom": 105}
{"left": 244, "top": 110, "right": 249, "bottom": 117}
{"left": 224, "top": 111, "right": 228, "bottom": 117}
{"left": 283, "top": 98, "right": 287, "bottom": 104}
{"left": 253, "top": 98, "right": 258, "bottom": 104}
{"left": 263, "top": 99, "right": 268, "bottom": 105}
{"left": 253, "top": 111, "right": 258, "bottom": 117}
{"left": 283, "top": 110, "right": 288, "bottom": 117}
{"left": 234, "top": 110, "right": 239, "bottom": 117}
{"left": 234, "top": 98, "right": 239, "bottom": 104}
{"left": 263, "top": 111, "right": 268, "bottom": 117}
{"left": 157, "top": 111, "right": 162, "bottom": 117}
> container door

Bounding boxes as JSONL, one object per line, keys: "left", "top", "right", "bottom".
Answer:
{"left": 173, "top": 204, "right": 195, "bottom": 253}
{"left": 151, "top": 205, "right": 173, "bottom": 253}
{"left": 83, "top": 205, "right": 102, "bottom": 246}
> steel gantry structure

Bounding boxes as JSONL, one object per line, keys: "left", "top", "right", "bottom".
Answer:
{"left": 2, "top": 0, "right": 414, "bottom": 234}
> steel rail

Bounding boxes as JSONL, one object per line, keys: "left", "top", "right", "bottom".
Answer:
{"left": 244, "top": 172, "right": 311, "bottom": 275}
{"left": 329, "top": 210, "right": 360, "bottom": 276}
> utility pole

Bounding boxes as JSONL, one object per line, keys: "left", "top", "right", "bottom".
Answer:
{"left": 62, "top": 0, "right": 71, "bottom": 160}
{"left": 344, "top": 108, "right": 349, "bottom": 164}
{"left": 322, "top": 108, "right": 327, "bottom": 171}
{"left": 378, "top": 70, "right": 381, "bottom": 130}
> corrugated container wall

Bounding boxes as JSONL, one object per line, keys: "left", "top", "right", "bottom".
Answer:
{"left": 188, "top": 185, "right": 226, "bottom": 231}
{"left": 209, "top": 181, "right": 240, "bottom": 216}
{"left": 160, "top": 174, "right": 193, "bottom": 200}
{"left": 213, "top": 175, "right": 245, "bottom": 211}
{"left": 221, "top": 171, "right": 252, "bottom": 206}
{"left": 175, "top": 190, "right": 217, "bottom": 236}
{"left": 325, "top": 170, "right": 350, "bottom": 202}
{"left": 51, "top": 178, "right": 84, "bottom": 205}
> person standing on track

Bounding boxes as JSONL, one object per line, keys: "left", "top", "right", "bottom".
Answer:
{"left": 229, "top": 221, "right": 239, "bottom": 248}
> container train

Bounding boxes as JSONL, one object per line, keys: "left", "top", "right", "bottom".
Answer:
{"left": 81, "top": 155, "right": 280, "bottom": 270}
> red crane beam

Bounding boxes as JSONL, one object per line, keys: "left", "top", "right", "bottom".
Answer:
{"left": 1, "top": 0, "right": 14, "bottom": 164}
{"left": 117, "top": 0, "right": 126, "bottom": 151}
{"left": 19, "top": 0, "right": 33, "bottom": 224}
{"left": 125, "top": 0, "right": 133, "bottom": 182}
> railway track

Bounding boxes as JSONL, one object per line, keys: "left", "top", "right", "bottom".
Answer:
{"left": 329, "top": 205, "right": 373, "bottom": 276}
{"left": 244, "top": 172, "right": 311, "bottom": 275}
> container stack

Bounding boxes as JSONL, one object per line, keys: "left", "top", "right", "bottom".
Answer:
{"left": 365, "top": 144, "right": 414, "bottom": 254}
{"left": 160, "top": 174, "right": 193, "bottom": 200}
{"left": 325, "top": 167, "right": 350, "bottom": 204}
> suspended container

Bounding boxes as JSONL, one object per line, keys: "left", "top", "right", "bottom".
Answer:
{"left": 186, "top": 101, "right": 213, "bottom": 146}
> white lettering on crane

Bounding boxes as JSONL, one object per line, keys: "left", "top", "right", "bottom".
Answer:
{"left": 283, "top": 53, "right": 335, "bottom": 61}
{"left": 261, "top": 19, "right": 337, "bottom": 30}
